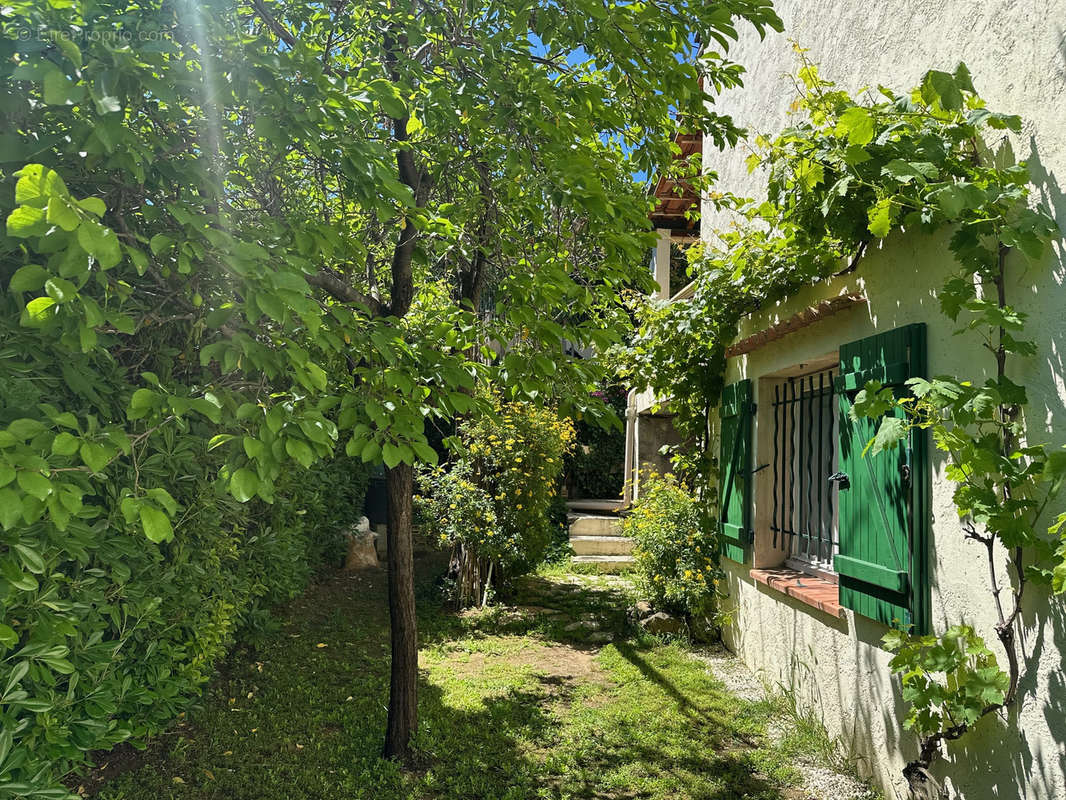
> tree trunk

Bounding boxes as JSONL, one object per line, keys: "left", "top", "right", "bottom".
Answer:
{"left": 383, "top": 462, "right": 418, "bottom": 759}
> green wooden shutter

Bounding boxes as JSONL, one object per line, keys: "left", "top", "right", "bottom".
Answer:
{"left": 834, "top": 324, "right": 929, "bottom": 634}
{"left": 719, "top": 379, "right": 753, "bottom": 563}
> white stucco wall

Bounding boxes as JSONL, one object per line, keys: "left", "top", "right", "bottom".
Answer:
{"left": 703, "top": 3, "right": 1066, "bottom": 798}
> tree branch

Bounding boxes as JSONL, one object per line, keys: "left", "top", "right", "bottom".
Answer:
{"left": 249, "top": 0, "right": 297, "bottom": 49}
{"left": 307, "top": 270, "right": 387, "bottom": 316}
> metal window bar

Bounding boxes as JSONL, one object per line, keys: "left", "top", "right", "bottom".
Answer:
{"left": 769, "top": 367, "right": 839, "bottom": 569}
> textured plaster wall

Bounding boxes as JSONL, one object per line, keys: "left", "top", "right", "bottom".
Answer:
{"left": 703, "top": 3, "right": 1066, "bottom": 798}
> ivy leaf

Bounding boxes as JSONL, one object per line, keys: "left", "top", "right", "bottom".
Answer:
{"left": 835, "top": 107, "right": 875, "bottom": 146}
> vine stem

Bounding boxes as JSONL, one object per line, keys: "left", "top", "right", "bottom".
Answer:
{"left": 906, "top": 244, "right": 1027, "bottom": 796}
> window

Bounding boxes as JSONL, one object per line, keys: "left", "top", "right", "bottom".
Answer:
{"left": 769, "top": 366, "right": 838, "bottom": 579}
{"left": 720, "top": 324, "right": 930, "bottom": 634}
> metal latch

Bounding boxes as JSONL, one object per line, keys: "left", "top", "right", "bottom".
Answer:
{"left": 828, "top": 471, "right": 850, "bottom": 490}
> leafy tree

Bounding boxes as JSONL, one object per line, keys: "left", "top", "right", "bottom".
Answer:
{"left": 2, "top": 0, "right": 781, "bottom": 771}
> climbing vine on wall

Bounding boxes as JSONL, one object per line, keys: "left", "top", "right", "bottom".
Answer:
{"left": 619, "top": 50, "right": 1063, "bottom": 794}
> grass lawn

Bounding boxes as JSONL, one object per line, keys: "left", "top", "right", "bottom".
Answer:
{"left": 90, "top": 555, "right": 819, "bottom": 800}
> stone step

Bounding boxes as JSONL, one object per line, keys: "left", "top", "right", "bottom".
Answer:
{"left": 569, "top": 535, "right": 634, "bottom": 556}
{"left": 568, "top": 515, "right": 624, "bottom": 537}
{"left": 566, "top": 499, "right": 626, "bottom": 514}
{"left": 570, "top": 554, "right": 635, "bottom": 573}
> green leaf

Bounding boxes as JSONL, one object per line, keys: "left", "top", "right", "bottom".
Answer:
{"left": 45, "top": 277, "right": 77, "bottom": 303}
{"left": 79, "top": 441, "right": 111, "bottom": 473}
{"left": 77, "top": 197, "right": 107, "bottom": 217}
{"left": 881, "top": 159, "right": 938, "bottom": 184}
{"left": 15, "top": 164, "right": 69, "bottom": 205}
{"left": 150, "top": 234, "right": 175, "bottom": 255}
{"left": 6, "top": 205, "right": 47, "bottom": 238}
{"left": 13, "top": 543, "right": 45, "bottom": 574}
{"left": 146, "top": 487, "right": 178, "bottom": 516}
{"left": 0, "top": 623, "right": 17, "bottom": 648}
{"left": 76, "top": 220, "right": 122, "bottom": 269}
{"left": 864, "top": 416, "right": 908, "bottom": 457}
{"left": 139, "top": 505, "right": 173, "bottom": 543}
{"left": 835, "top": 107, "right": 875, "bottom": 146}
{"left": 230, "top": 468, "right": 259, "bottom": 502}
{"left": 25, "top": 296, "right": 57, "bottom": 323}
{"left": 51, "top": 432, "right": 79, "bottom": 456}
{"left": 0, "top": 465, "right": 13, "bottom": 487}
{"left": 867, "top": 197, "right": 896, "bottom": 238}
{"left": 17, "top": 470, "right": 53, "bottom": 500}
{"left": 285, "top": 438, "right": 315, "bottom": 469}
{"left": 382, "top": 441, "right": 404, "bottom": 469}
{"left": 9, "top": 265, "right": 49, "bottom": 292}
{"left": 412, "top": 441, "right": 439, "bottom": 465}
{"left": 43, "top": 68, "right": 84, "bottom": 105}
{"left": 46, "top": 196, "right": 80, "bottom": 231}
{"left": 0, "top": 489, "right": 22, "bottom": 529}
{"left": 921, "top": 69, "right": 964, "bottom": 111}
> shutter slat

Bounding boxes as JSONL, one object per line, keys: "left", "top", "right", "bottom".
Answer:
{"left": 834, "top": 554, "right": 908, "bottom": 593}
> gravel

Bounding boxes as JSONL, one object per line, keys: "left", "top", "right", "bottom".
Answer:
{"left": 693, "top": 644, "right": 881, "bottom": 800}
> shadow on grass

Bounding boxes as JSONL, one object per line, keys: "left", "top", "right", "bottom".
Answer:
{"left": 93, "top": 558, "right": 794, "bottom": 800}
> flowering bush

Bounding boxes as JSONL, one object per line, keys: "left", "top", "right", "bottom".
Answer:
{"left": 417, "top": 400, "right": 575, "bottom": 607}
{"left": 624, "top": 472, "right": 720, "bottom": 618}
{"left": 463, "top": 400, "right": 576, "bottom": 573}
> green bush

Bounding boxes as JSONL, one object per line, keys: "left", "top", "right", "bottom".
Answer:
{"left": 0, "top": 413, "right": 368, "bottom": 796}
{"left": 624, "top": 472, "right": 720, "bottom": 618}
{"left": 416, "top": 401, "right": 574, "bottom": 606}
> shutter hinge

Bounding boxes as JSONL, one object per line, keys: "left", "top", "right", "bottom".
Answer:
{"left": 901, "top": 463, "right": 911, "bottom": 490}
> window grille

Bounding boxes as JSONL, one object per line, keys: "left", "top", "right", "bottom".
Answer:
{"left": 770, "top": 368, "right": 838, "bottom": 571}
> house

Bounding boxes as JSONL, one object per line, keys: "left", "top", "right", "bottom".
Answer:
{"left": 626, "top": 3, "right": 1066, "bottom": 799}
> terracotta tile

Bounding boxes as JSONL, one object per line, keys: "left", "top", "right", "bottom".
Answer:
{"left": 749, "top": 567, "right": 844, "bottom": 618}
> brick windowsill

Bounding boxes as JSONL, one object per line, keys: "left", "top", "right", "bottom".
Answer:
{"left": 749, "top": 567, "right": 844, "bottom": 619}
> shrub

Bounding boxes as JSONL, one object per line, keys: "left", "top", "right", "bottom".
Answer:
{"left": 625, "top": 472, "right": 720, "bottom": 618}
{"left": 416, "top": 401, "right": 574, "bottom": 607}
{"left": 0, "top": 431, "right": 367, "bottom": 796}
{"left": 462, "top": 400, "right": 575, "bottom": 575}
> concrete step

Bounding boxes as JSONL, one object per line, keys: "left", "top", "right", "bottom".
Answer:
{"left": 570, "top": 554, "right": 635, "bottom": 573}
{"left": 569, "top": 535, "right": 634, "bottom": 556}
{"left": 566, "top": 499, "right": 626, "bottom": 514}
{"left": 568, "top": 515, "right": 624, "bottom": 537}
